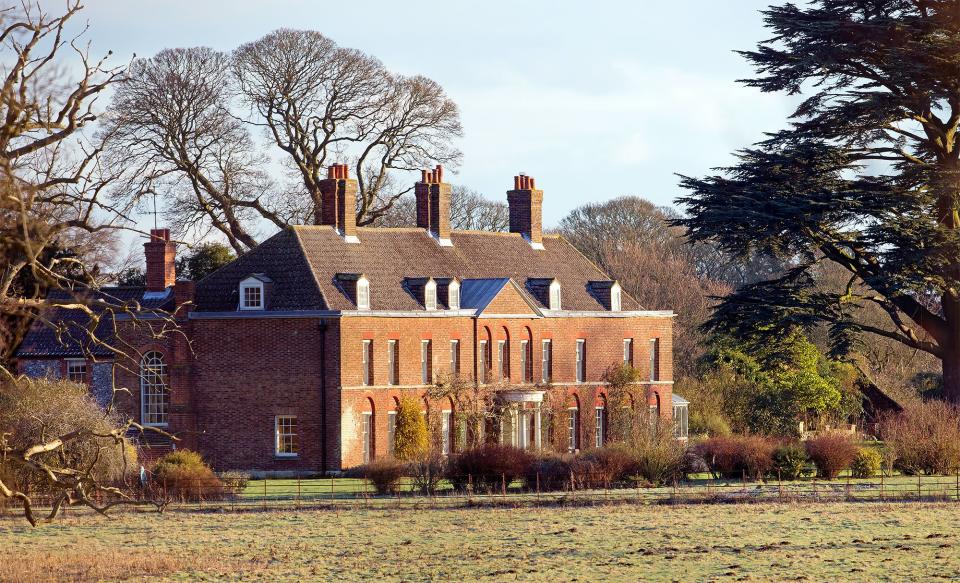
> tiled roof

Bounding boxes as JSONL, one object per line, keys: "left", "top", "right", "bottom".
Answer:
{"left": 16, "top": 287, "right": 174, "bottom": 358}
{"left": 194, "top": 225, "right": 640, "bottom": 313}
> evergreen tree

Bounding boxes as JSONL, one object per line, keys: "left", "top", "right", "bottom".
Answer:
{"left": 392, "top": 397, "right": 428, "bottom": 461}
{"left": 678, "top": 1, "right": 960, "bottom": 401}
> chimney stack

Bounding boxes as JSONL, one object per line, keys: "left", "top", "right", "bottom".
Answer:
{"left": 507, "top": 173, "right": 543, "bottom": 249}
{"left": 144, "top": 228, "right": 177, "bottom": 292}
{"left": 415, "top": 165, "right": 452, "bottom": 246}
{"left": 318, "top": 163, "right": 359, "bottom": 243}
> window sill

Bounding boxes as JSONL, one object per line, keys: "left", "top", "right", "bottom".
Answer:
{"left": 274, "top": 454, "right": 299, "bottom": 460}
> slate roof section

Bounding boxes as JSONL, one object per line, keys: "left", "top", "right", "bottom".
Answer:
{"left": 17, "top": 287, "right": 174, "bottom": 358}
{"left": 192, "top": 225, "right": 641, "bottom": 313}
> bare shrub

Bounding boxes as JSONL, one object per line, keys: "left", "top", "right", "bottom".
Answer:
{"left": 805, "top": 433, "right": 857, "bottom": 479}
{"left": 447, "top": 445, "right": 533, "bottom": 493}
{"left": 151, "top": 450, "right": 224, "bottom": 501}
{"left": 696, "top": 435, "right": 774, "bottom": 480}
{"left": 570, "top": 446, "right": 634, "bottom": 488}
{"left": 362, "top": 458, "right": 406, "bottom": 495}
{"left": 880, "top": 402, "right": 960, "bottom": 475}
{"left": 524, "top": 453, "right": 572, "bottom": 492}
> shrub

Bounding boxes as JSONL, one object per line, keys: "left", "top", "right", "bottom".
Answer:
{"left": 805, "top": 433, "right": 857, "bottom": 479}
{"left": 393, "top": 397, "right": 428, "bottom": 461}
{"left": 690, "top": 410, "right": 732, "bottom": 438}
{"left": 626, "top": 421, "right": 689, "bottom": 486}
{"left": 850, "top": 447, "right": 882, "bottom": 479}
{"left": 217, "top": 470, "right": 250, "bottom": 496}
{"left": 880, "top": 402, "right": 960, "bottom": 475}
{"left": 570, "top": 446, "right": 634, "bottom": 488}
{"left": 771, "top": 442, "right": 810, "bottom": 480}
{"left": 447, "top": 445, "right": 533, "bottom": 493}
{"left": 525, "top": 453, "right": 572, "bottom": 492}
{"left": 696, "top": 435, "right": 774, "bottom": 480}
{"left": 152, "top": 450, "right": 225, "bottom": 501}
{"left": 362, "top": 458, "right": 406, "bottom": 494}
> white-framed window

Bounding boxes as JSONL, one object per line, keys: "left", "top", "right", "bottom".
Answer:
{"left": 387, "top": 340, "right": 398, "bottom": 386}
{"left": 421, "top": 340, "right": 432, "bottom": 384}
{"left": 450, "top": 339, "right": 460, "bottom": 376}
{"left": 595, "top": 406, "right": 606, "bottom": 448}
{"left": 275, "top": 416, "right": 298, "bottom": 457}
{"left": 479, "top": 339, "right": 488, "bottom": 384}
{"left": 239, "top": 278, "right": 264, "bottom": 310}
{"left": 362, "top": 340, "right": 373, "bottom": 386}
{"left": 425, "top": 279, "right": 437, "bottom": 311}
{"left": 361, "top": 412, "right": 373, "bottom": 463}
{"left": 387, "top": 411, "right": 397, "bottom": 455}
{"left": 623, "top": 338, "right": 633, "bottom": 366}
{"left": 576, "top": 339, "right": 586, "bottom": 383}
{"left": 541, "top": 339, "right": 552, "bottom": 382}
{"left": 611, "top": 282, "right": 622, "bottom": 312}
{"left": 673, "top": 404, "right": 689, "bottom": 440}
{"left": 140, "top": 351, "right": 169, "bottom": 427}
{"left": 441, "top": 410, "right": 452, "bottom": 455}
{"left": 498, "top": 340, "right": 508, "bottom": 380}
{"left": 356, "top": 276, "right": 370, "bottom": 310}
{"left": 448, "top": 280, "right": 460, "bottom": 310}
{"left": 66, "top": 359, "right": 87, "bottom": 384}
{"left": 650, "top": 338, "right": 660, "bottom": 382}
{"left": 519, "top": 340, "right": 529, "bottom": 383}
{"left": 567, "top": 407, "right": 579, "bottom": 452}
{"left": 549, "top": 280, "right": 562, "bottom": 310}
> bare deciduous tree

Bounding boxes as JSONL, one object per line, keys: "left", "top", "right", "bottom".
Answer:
{"left": 373, "top": 185, "right": 509, "bottom": 231}
{"left": 233, "top": 29, "right": 462, "bottom": 227}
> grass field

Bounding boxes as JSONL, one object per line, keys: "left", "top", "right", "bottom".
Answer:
{"left": 2, "top": 502, "right": 960, "bottom": 581}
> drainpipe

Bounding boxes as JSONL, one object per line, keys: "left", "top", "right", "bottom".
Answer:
{"left": 318, "top": 319, "right": 328, "bottom": 474}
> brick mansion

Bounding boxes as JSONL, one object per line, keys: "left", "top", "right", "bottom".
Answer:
{"left": 16, "top": 166, "right": 678, "bottom": 472}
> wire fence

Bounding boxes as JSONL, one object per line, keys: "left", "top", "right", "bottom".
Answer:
{"left": 8, "top": 472, "right": 960, "bottom": 517}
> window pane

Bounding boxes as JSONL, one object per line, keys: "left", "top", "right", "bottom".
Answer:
{"left": 387, "top": 341, "right": 397, "bottom": 385}
{"left": 141, "top": 352, "right": 169, "bottom": 426}
{"left": 276, "top": 416, "right": 298, "bottom": 456}
{"left": 650, "top": 338, "right": 659, "bottom": 381}
{"left": 576, "top": 340, "right": 585, "bottom": 383}
{"left": 450, "top": 340, "right": 459, "bottom": 376}
{"left": 519, "top": 341, "right": 528, "bottom": 383}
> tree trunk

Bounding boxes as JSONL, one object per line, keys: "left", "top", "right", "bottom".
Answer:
{"left": 942, "top": 296, "right": 960, "bottom": 404}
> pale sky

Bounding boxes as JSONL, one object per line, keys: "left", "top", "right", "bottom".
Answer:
{"left": 81, "top": 0, "right": 796, "bottom": 229}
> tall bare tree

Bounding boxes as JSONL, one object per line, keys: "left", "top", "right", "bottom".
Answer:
{"left": 232, "top": 29, "right": 462, "bottom": 226}
{"left": 373, "top": 185, "right": 509, "bottom": 231}
{"left": 103, "top": 47, "right": 287, "bottom": 252}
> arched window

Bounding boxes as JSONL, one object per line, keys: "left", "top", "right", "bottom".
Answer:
{"left": 498, "top": 327, "right": 510, "bottom": 381}
{"left": 610, "top": 282, "right": 622, "bottom": 312}
{"left": 141, "top": 351, "right": 169, "bottom": 426}
{"left": 448, "top": 280, "right": 461, "bottom": 310}
{"left": 441, "top": 398, "right": 454, "bottom": 455}
{"left": 549, "top": 279, "right": 562, "bottom": 310}
{"left": 387, "top": 397, "right": 400, "bottom": 456}
{"left": 595, "top": 395, "right": 608, "bottom": 448}
{"left": 520, "top": 327, "right": 534, "bottom": 383}
{"left": 567, "top": 394, "right": 580, "bottom": 452}
{"left": 425, "top": 278, "right": 437, "bottom": 311}
{"left": 362, "top": 398, "right": 375, "bottom": 463}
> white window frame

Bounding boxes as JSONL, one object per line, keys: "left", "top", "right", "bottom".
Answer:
{"left": 362, "top": 340, "right": 373, "bottom": 386}
{"left": 361, "top": 412, "right": 373, "bottom": 463}
{"left": 387, "top": 340, "right": 398, "bottom": 386}
{"left": 541, "top": 339, "right": 552, "bottom": 383}
{"left": 275, "top": 415, "right": 298, "bottom": 457}
{"left": 140, "top": 351, "right": 169, "bottom": 427}
{"left": 497, "top": 340, "right": 507, "bottom": 380}
{"left": 66, "top": 359, "right": 87, "bottom": 384}
{"left": 595, "top": 406, "right": 605, "bottom": 448}
{"left": 549, "top": 280, "right": 562, "bottom": 310}
{"left": 567, "top": 407, "right": 579, "bottom": 452}
{"left": 441, "top": 410, "right": 452, "bottom": 455}
{"left": 610, "top": 282, "right": 622, "bottom": 312}
{"left": 450, "top": 339, "right": 460, "bottom": 376}
{"left": 673, "top": 405, "right": 689, "bottom": 440}
{"left": 448, "top": 280, "right": 460, "bottom": 310}
{"left": 239, "top": 278, "right": 264, "bottom": 311}
{"left": 519, "top": 340, "right": 529, "bottom": 383}
{"left": 424, "top": 279, "right": 437, "bottom": 311}
{"left": 479, "top": 339, "right": 488, "bottom": 384}
{"left": 623, "top": 338, "right": 633, "bottom": 366}
{"left": 421, "top": 339, "right": 432, "bottom": 385}
{"left": 356, "top": 276, "right": 370, "bottom": 310}
{"left": 387, "top": 411, "right": 397, "bottom": 455}
{"left": 576, "top": 339, "right": 586, "bottom": 383}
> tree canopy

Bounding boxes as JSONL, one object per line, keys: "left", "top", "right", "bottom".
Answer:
{"left": 677, "top": 0, "right": 960, "bottom": 401}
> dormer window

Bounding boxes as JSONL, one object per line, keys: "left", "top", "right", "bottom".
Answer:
{"left": 448, "top": 280, "right": 460, "bottom": 310}
{"left": 357, "top": 276, "right": 370, "bottom": 310}
{"left": 549, "top": 280, "right": 562, "bottom": 310}
{"left": 239, "top": 276, "right": 266, "bottom": 311}
{"left": 425, "top": 278, "right": 437, "bottom": 311}
{"left": 611, "top": 282, "right": 622, "bottom": 312}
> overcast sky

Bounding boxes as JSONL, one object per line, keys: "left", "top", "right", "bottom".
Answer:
{"left": 82, "top": 0, "right": 796, "bottom": 229}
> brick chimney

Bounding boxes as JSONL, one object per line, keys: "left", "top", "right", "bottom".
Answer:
{"left": 507, "top": 173, "right": 544, "bottom": 249}
{"left": 415, "top": 165, "right": 452, "bottom": 246}
{"left": 318, "top": 163, "right": 359, "bottom": 243}
{"left": 144, "top": 228, "right": 176, "bottom": 292}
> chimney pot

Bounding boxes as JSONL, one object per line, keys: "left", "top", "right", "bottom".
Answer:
{"left": 507, "top": 172, "right": 543, "bottom": 248}
{"left": 415, "top": 165, "right": 451, "bottom": 242}
{"left": 318, "top": 162, "right": 358, "bottom": 239}
{"left": 144, "top": 228, "right": 176, "bottom": 291}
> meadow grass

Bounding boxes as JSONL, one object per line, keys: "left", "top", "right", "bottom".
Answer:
{"left": 2, "top": 501, "right": 960, "bottom": 581}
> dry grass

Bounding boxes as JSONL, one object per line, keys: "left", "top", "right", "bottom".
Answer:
{"left": 2, "top": 502, "right": 960, "bottom": 581}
